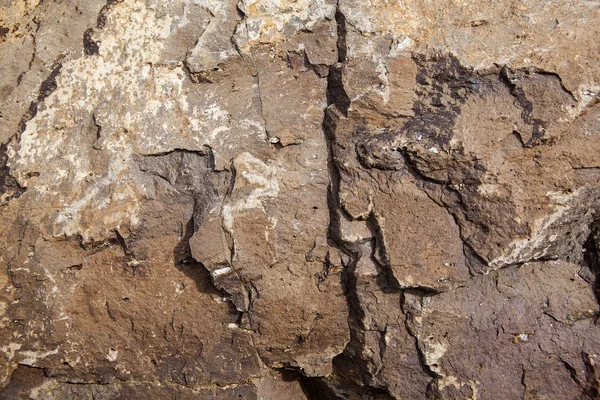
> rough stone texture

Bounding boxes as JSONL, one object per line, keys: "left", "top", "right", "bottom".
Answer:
{"left": 1, "top": 0, "right": 599, "bottom": 399}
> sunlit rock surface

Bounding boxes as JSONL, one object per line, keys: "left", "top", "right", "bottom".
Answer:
{"left": 1, "top": 0, "right": 599, "bottom": 398}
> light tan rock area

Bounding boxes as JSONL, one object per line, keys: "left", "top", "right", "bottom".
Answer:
{"left": 1, "top": 0, "right": 600, "bottom": 398}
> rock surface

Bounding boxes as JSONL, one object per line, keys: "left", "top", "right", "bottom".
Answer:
{"left": 1, "top": 0, "right": 599, "bottom": 398}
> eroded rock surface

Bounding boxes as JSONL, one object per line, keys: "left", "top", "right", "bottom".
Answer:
{"left": 1, "top": 0, "right": 599, "bottom": 398}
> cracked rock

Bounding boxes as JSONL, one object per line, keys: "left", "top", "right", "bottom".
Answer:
{"left": 1, "top": 0, "right": 600, "bottom": 398}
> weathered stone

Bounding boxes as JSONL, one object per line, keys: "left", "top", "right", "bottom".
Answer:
{"left": 405, "top": 261, "right": 600, "bottom": 399}
{"left": 1, "top": 0, "right": 600, "bottom": 398}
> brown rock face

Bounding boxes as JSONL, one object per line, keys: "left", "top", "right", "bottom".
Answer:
{"left": 1, "top": 0, "right": 599, "bottom": 398}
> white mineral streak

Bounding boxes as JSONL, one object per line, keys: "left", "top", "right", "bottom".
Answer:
{"left": 222, "top": 152, "right": 280, "bottom": 231}
{"left": 212, "top": 266, "right": 233, "bottom": 277}
{"left": 421, "top": 336, "right": 448, "bottom": 376}
{"left": 0, "top": 343, "right": 21, "bottom": 361}
{"left": 489, "top": 189, "right": 583, "bottom": 268}
{"left": 20, "top": 349, "right": 59, "bottom": 365}
{"left": 236, "top": 0, "right": 335, "bottom": 47}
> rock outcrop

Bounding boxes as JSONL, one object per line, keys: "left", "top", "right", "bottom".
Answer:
{"left": 1, "top": 0, "right": 599, "bottom": 398}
